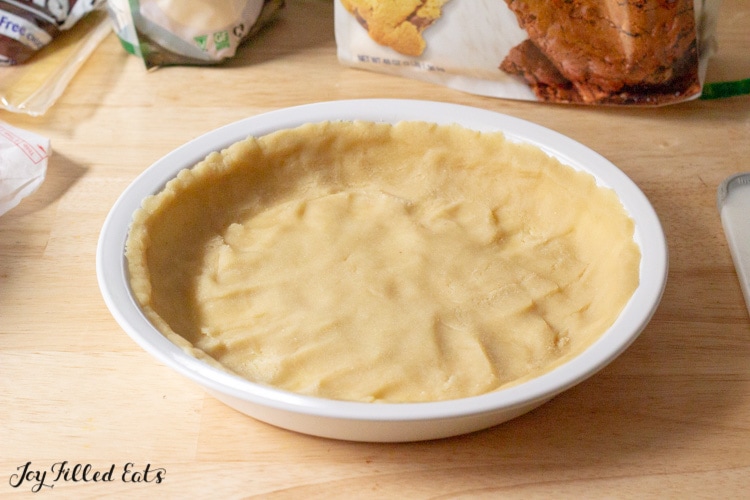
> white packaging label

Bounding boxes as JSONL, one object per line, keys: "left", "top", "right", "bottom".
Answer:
{"left": 0, "top": 120, "right": 50, "bottom": 216}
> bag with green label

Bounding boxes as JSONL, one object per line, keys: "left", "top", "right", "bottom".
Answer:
{"left": 107, "top": 0, "right": 284, "bottom": 69}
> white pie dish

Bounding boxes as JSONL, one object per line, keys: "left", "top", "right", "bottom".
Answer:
{"left": 96, "top": 99, "right": 667, "bottom": 442}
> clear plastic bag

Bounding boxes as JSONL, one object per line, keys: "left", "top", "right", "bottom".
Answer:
{"left": 107, "top": 0, "right": 284, "bottom": 68}
{"left": 0, "top": 3, "right": 111, "bottom": 116}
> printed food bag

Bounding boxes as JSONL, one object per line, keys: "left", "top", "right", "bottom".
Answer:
{"left": 335, "top": 0, "right": 723, "bottom": 106}
{"left": 0, "top": 0, "right": 105, "bottom": 65}
{"left": 0, "top": 1, "right": 111, "bottom": 115}
{"left": 107, "top": 0, "right": 284, "bottom": 68}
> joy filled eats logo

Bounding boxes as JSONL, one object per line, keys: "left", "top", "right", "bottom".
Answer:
{"left": 9, "top": 461, "right": 165, "bottom": 492}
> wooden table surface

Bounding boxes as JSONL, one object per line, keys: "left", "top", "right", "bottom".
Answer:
{"left": 2, "top": 1, "right": 749, "bottom": 497}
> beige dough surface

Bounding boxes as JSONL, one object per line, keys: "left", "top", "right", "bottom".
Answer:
{"left": 126, "top": 121, "right": 640, "bottom": 403}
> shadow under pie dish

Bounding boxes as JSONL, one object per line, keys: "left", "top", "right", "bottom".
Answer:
{"left": 97, "top": 99, "right": 667, "bottom": 442}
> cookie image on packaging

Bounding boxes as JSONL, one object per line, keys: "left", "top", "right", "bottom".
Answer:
{"left": 340, "top": 0, "right": 452, "bottom": 56}
{"left": 499, "top": 0, "right": 701, "bottom": 105}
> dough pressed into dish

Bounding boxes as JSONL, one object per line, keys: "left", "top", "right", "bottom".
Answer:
{"left": 126, "top": 121, "right": 640, "bottom": 403}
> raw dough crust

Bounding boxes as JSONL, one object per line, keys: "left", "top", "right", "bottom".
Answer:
{"left": 126, "top": 121, "right": 640, "bottom": 403}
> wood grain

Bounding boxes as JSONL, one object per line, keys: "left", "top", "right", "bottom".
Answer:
{"left": 2, "top": 0, "right": 749, "bottom": 497}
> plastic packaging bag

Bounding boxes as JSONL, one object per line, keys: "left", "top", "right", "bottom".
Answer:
{"left": 107, "top": 0, "right": 284, "bottom": 68}
{"left": 0, "top": 0, "right": 105, "bottom": 65}
{"left": 335, "top": 0, "right": 724, "bottom": 106}
{"left": 0, "top": 1, "right": 110, "bottom": 115}
{"left": 0, "top": 120, "right": 50, "bottom": 216}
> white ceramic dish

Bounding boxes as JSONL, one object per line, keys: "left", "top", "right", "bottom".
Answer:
{"left": 97, "top": 99, "right": 668, "bottom": 442}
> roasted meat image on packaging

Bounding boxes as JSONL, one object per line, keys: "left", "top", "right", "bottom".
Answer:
{"left": 340, "top": 0, "right": 452, "bottom": 56}
{"left": 500, "top": 0, "right": 701, "bottom": 105}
